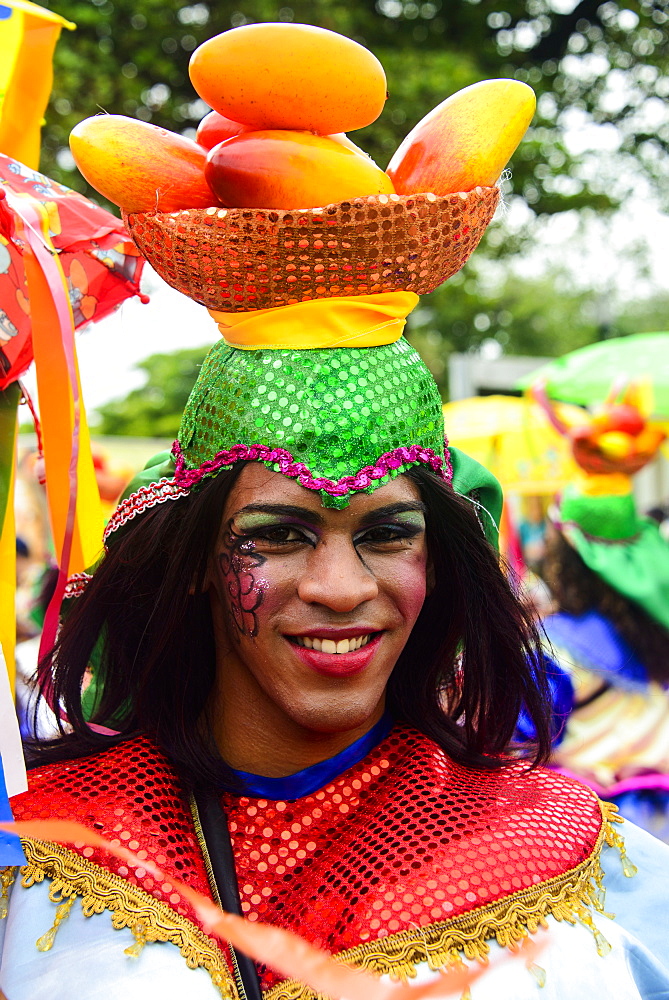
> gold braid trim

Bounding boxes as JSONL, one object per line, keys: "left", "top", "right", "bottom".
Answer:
{"left": 265, "top": 801, "right": 630, "bottom": 1000}
{"left": 18, "top": 838, "right": 238, "bottom": 1000}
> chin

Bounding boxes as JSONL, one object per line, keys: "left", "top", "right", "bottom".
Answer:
{"left": 289, "top": 697, "right": 383, "bottom": 736}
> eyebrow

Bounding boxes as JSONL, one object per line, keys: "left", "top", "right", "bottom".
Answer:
{"left": 233, "top": 500, "right": 427, "bottom": 528}
{"left": 357, "top": 501, "right": 427, "bottom": 527}
{"left": 233, "top": 503, "right": 326, "bottom": 526}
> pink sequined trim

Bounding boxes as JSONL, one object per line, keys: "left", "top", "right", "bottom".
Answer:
{"left": 103, "top": 478, "right": 190, "bottom": 547}
{"left": 171, "top": 440, "right": 453, "bottom": 494}
{"left": 63, "top": 572, "right": 93, "bottom": 599}
{"left": 104, "top": 443, "right": 452, "bottom": 543}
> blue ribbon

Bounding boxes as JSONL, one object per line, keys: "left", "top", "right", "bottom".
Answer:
{"left": 229, "top": 711, "right": 395, "bottom": 801}
{"left": 0, "top": 755, "right": 25, "bottom": 865}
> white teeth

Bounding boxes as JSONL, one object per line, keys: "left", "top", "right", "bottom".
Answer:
{"left": 293, "top": 634, "right": 374, "bottom": 653}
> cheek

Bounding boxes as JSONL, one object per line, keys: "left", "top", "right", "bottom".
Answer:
{"left": 214, "top": 553, "right": 293, "bottom": 637}
{"left": 384, "top": 550, "right": 429, "bottom": 625}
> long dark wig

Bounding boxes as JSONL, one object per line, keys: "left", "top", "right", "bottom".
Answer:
{"left": 542, "top": 529, "right": 669, "bottom": 684}
{"left": 29, "top": 464, "right": 553, "bottom": 785}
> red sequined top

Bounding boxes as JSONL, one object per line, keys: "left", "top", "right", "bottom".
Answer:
{"left": 13, "top": 726, "right": 605, "bottom": 995}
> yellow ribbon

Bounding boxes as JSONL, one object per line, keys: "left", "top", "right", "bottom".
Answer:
{"left": 208, "top": 291, "right": 419, "bottom": 350}
{"left": 575, "top": 472, "right": 633, "bottom": 497}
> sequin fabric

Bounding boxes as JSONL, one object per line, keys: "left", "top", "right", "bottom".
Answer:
{"left": 124, "top": 190, "right": 499, "bottom": 312}
{"left": 222, "top": 724, "right": 603, "bottom": 991}
{"left": 13, "top": 729, "right": 606, "bottom": 993}
{"left": 63, "top": 572, "right": 93, "bottom": 599}
{"left": 12, "top": 738, "right": 216, "bottom": 936}
{"left": 172, "top": 441, "right": 450, "bottom": 497}
{"left": 177, "top": 340, "right": 446, "bottom": 508}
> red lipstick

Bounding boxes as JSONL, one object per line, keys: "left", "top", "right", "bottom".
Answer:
{"left": 286, "top": 632, "right": 383, "bottom": 677}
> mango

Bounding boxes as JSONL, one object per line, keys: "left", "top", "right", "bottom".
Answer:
{"left": 387, "top": 80, "right": 536, "bottom": 196}
{"left": 196, "top": 110, "right": 250, "bottom": 150}
{"left": 69, "top": 115, "right": 218, "bottom": 213}
{"left": 205, "top": 130, "right": 395, "bottom": 209}
{"left": 329, "top": 133, "right": 377, "bottom": 162}
{"left": 591, "top": 403, "right": 645, "bottom": 437}
{"left": 595, "top": 431, "right": 634, "bottom": 460}
{"left": 189, "top": 23, "right": 387, "bottom": 135}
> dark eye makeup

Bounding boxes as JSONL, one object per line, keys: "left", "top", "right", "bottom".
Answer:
{"left": 231, "top": 510, "right": 426, "bottom": 551}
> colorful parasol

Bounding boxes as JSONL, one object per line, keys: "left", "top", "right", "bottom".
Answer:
{"left": 442, "top": 394, "right": 587, "bottom": 496}
{"left": 518, "top": 333, "right": 669, "bottom": 418}
{"left": 0, "top": 153, "right": 146, "bottom": 387}
{"left": 0, "top": 153, "right": 147, "bottom": 692}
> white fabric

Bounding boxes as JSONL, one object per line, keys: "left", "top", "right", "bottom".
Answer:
{"left": 1, "top": 821, "right": 668, "bottom": 1000}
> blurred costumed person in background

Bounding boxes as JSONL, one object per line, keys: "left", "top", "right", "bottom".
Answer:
{"left": 535, "top": 384, "right": 669, "bottom": 842}
{"left": 3, "top": 23, "right": 669, "bottom": 1000}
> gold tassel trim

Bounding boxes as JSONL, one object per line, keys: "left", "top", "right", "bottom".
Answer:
{"left": 265, "top": 800, "right": 634, "bottom": 1000}
{"left": 601, "top": 801, "right": 638, "bottom": 878}
{"left": 36, "top": 896, "right": 75, "bottom": 951}
{"left": 18, "top": 838, "right": 237, "bottom": 1000}
{"left": 0, "top": 867, "right": 16, "bottom": 920}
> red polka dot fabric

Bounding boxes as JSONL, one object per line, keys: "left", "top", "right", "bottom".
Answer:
{"left": 13, "top": 738, "right": 214, "bottom": 928}
{"left": 14, "top": 727, "right": 603, "bottom": 995}
{"left": 223, "top": 725, "right": 603, "bottom": 989}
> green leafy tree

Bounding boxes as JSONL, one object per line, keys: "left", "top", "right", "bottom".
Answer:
{"left": 40, "top": 0, "right": 669, "bottom": 399}
{"left": 94, "top": 346, "right": 209, "bottom": 436}
{"left": 406, "top": 265, "right": 603, "bottom": 394}
{"left": 43, "top": 0, "right": 669, "bottom": 218}
{"left": 617, "top": 290, "right": 669, "bottom": 335}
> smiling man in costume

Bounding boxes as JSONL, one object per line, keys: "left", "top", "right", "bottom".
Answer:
{"left": 3, "top": 28, "right": 669, "bottom": 1000}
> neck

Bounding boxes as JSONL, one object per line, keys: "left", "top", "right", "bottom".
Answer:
{"left": 209, "top": 684, "right": 386, "bottom": 776}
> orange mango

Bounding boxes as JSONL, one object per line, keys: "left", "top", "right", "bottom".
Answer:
{"left": 387, "top": 80, "right": 536, "bottom": 195}
{"left": 69, "top": 115, "right": 218, "bottom": 213}
{"left": 205, "top": 130, "right": 395, "bottom": 209}
{"left": 196, "top": 110, "right": 250, "bottom": 150}
{"left": 189, "top": 23, "right": 387, "bottom": 135}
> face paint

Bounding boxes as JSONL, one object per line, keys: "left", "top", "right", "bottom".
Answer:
{"left": 218, "top": 522, "right": 269, "bottom": 638}
{"left": 208, "top": 465, "right": 429, "bottom": 772}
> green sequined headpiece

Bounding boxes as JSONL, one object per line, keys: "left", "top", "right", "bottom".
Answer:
{"left": 102, "top": 336, "right": 504, "bottom": 551}
{"left": 557, "top": 486, "right": 669, "bottom": 630}
{"left": 101, "top": 292, "right": 506, "bottom": 547}
{"left": 173, "top": 339, "right": 448, "bottom": 509}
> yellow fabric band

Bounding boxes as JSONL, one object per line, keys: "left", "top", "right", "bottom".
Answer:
{"left": 208, "top": 291, "right": 420, "bottom": 350}
{"left": 575, "top": 472, "right": 633, "bottom": 497}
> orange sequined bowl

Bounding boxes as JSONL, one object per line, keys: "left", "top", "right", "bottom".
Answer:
{"left": 123, "top": 187, "right": 499, "bottom": 312}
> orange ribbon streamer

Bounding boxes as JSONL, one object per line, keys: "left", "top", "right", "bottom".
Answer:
{"left": 6, "top": 192, "right": 103, "bottom": 704}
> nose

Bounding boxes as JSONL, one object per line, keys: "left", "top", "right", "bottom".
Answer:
{"left": 297, "top": 537, "right": 379, "bottom": 612}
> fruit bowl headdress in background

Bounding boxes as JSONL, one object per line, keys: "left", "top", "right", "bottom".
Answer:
{"left": 532, "top": 381, "right": 669, "bottom": 630}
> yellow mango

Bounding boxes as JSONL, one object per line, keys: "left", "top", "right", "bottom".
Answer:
{"left": 387, "top": 80, "right": 536, "bottom": 195}
{"left": 205, "top": 130, "right": 395, "bottom": 209}
{"left": 69, "top": 115, "right": 218, "bottom": 213}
